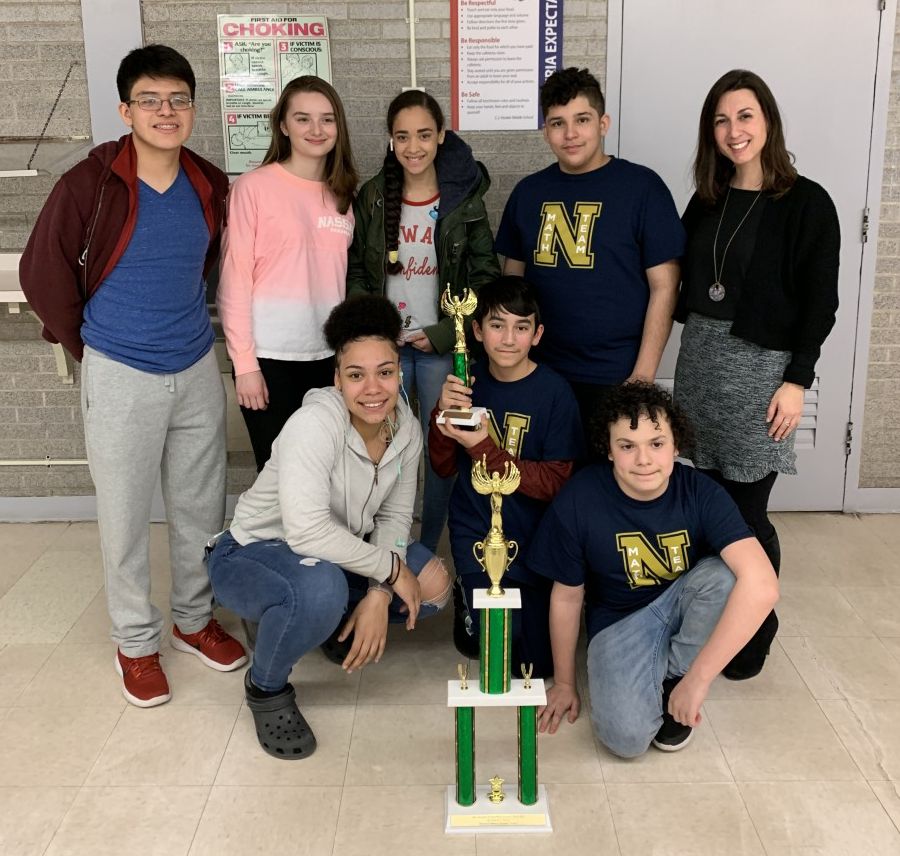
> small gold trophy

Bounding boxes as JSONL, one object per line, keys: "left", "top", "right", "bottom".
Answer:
{"left": 436, "top": 285, "right": 488, "bottom": 427}
{"left": 472, "top": 457, "right": 520, "bottom": 597}
{"left": 488, "top": 776, "right": 505, "bottom": 804}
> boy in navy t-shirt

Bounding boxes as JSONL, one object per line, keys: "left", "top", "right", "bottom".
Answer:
{"left": 530, "top": 383, "right": 779, "bottom": 755}
{"left": 429, "top": 275, "right": 583, "bottom": 676}
{"left": 495, "top": 67, "right": 684, "bottom": 439}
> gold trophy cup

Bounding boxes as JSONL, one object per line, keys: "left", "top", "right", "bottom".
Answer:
{"left": 471, "top": 457, "right": 520, "bottom": 596}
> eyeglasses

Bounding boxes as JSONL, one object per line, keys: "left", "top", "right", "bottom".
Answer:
{"left": 127, "top": 95, "right": 194, "bottom": 111}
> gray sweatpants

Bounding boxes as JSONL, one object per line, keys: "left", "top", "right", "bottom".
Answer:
{"left": 81, "top": 346, "right": 226, "bottom": 656}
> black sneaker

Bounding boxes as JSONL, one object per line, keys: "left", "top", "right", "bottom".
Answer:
{"left": 652, "top": 676, "right": 693, "bottom": 752}
{"left": 320, "top": 623, "right": 353, "bottom": 665}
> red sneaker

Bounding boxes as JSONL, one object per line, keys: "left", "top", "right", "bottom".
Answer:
{"left": 115, "top": 650, "right": 171, "bottom": 708}
{"left": 171, "top": 619, "right": 248, "bottom": 672}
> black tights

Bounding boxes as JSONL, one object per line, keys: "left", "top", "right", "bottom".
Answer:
{"left": 702, "top": 469, "right": 780, "bottom": 679}
{"left": 237, "top": 356, "right": 336, "bottom": 472}
{"left": 702, "top": 470, "right": 780, "bottom": 574}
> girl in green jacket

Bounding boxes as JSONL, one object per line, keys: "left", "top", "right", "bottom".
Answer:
{"left": 347, "top": 90, "right": 500, "bottom": 552}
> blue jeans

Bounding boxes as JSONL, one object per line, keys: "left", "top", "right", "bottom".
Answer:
{"left": 208, "top": 533, "right": 439, "bottom": 691}
{"left": 586, "top": 556, "right": 736, "bottom": 758}
{"left": 400, "top": 345, "right": 455, "bottom": 552}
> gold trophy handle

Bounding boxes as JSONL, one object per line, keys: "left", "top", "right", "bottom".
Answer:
{"left": 472, "top": 540, "right": 485, "bottom": 567}
{"left": 506, "top": 540, "right": 519, "bottom": 567}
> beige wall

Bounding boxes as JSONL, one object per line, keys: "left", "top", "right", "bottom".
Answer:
{"left": 861, "top": 8, "right": 900, "bottom": 488}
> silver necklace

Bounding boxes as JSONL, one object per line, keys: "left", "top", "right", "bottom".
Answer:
{"left": 710, "top": 186, "right": 762, "bottom": 302}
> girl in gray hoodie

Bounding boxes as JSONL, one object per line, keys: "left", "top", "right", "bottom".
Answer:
{"left": 207, "top": 296, "right": 451, "bottom": 759}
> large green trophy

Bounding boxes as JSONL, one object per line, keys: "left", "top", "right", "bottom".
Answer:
{"left": 445, "top": 456, "right": 552, "bottom": 834}
{"left": 435, "top": 285, "right": 488, "bottom": 428}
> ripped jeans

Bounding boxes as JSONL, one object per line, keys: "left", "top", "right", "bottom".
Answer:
{"left": 207, "top": 532, "right": 440, "bottom": 691}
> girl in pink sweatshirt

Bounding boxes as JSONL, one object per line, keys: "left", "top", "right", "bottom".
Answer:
{"left": 218, "top": 76, "right": 359, "bottom": 470}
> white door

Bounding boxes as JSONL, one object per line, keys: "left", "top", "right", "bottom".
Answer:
{"left": 606, "top": 0, "right": 882, "bottom": 509}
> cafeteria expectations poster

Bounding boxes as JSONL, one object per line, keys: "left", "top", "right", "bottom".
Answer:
{"left": 217, "top": 14, "right": 333, "bottom": 173}
{"left": 451, "top": 0, "right": 563, "bottom": 131}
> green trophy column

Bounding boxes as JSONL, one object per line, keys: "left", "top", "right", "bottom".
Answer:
{"left": 455, "top": 707, "right": 475, "bottom": 806}
{"left": 517, "top": 705, "right": 538, "bottom": 805}
{"left": 480, "top": 607, "right": 511, "bottom": 694}
{"left": 452, "top": 350, "right": 469, "bottom": 385}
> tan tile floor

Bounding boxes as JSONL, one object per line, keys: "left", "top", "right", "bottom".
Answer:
{"left": 0, "top": 513, "right": 899, "bottom": 855}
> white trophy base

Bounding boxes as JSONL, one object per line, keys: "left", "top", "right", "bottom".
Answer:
{"left": 445, "top": 784, "right": 552, "bottom": 834}
{"left": 447, "top": 678, "right": 546, "bottom": 708}
{"left": 436, "top": 405, "right": 487, "bottom": 427}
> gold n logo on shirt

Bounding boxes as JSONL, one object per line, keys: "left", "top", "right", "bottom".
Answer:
{"left": 616, "top": 530, "right": 691, "bottom": 589}
{"left": 486, "top": 411, "right": 532, "bottom": 458}
{"left": 533, "top": 202, "right": 602, "bottom": 268}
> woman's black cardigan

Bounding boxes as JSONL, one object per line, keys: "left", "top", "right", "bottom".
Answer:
{"left": 674, "top": 175, "right": 841, "bottom": 389}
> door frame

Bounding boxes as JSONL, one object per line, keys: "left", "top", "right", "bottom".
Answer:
{"left": 605, "top": 0, "right": 900, "bottom": 513}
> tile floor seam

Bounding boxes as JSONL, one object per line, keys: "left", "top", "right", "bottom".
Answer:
{"left": 211, "top": 702, "right": 244, "bottom": 787}
{"left": 875, "top": 780, "right": 900, "bottom": 836}
{"left": 702, "top": 701, "right": 739, "bottom": 786}
{"left": 820, "top": 696, "right": 893, "bottom": 781}
{"left": 340, "top": 697, "right": 360, "bottom": 793}
{"left": 38, "top": 783, "right": 81, "bottom": 856}
{"left": 183, "top": 784, "right": 214, "bottom": 856}
{"left": 732, "top": 780, "right": 773, "bottom": 855}
{"left": 599, "top": 780, "right": 624, "bottom": 856}
{"left": 329, "top": 781, "right": 346, "bottom": 856}
{"left": 78, "top": 701, "right": 128, "bottom": 789}
{"left": 784, "top": 635, "right": 845, "bottom": 699}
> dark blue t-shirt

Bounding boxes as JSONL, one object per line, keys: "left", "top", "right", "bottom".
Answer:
{"left": 448, "top": 360, "right": 584, "bottom": 586}
{"left": 494, "top": 158, "right": 685, "bottom": 385}
{"left": 81, "top": 168, "right": 215, "bottom": 374}
{"left": 528, "top": 462, "right": 751, "bottom": 640}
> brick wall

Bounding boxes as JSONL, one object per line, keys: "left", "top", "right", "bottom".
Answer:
{"left": 860, "top": 10, "right": 900, "bottom": 488}
{"left": 2, "top": 0, "right": 898, "bottom": 499}
{"left": 140, "top": 0, "right": 607, "bottom": 229}
{"left": 0, "top": 0, "right": 605, "bottom": 498}
{"left": 0, "top": 1, "right": 91, "bottom": 495}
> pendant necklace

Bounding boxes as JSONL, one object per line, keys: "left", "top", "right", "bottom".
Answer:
{"left": 710, "top": 186, "right": 762, "bottom": 302}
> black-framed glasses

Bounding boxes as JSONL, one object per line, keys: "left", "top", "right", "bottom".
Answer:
{"left": 127, "top": 95, "right": 194, "bottom": 112}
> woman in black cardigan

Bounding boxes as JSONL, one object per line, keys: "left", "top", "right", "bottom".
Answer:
{"left": 673, "top": 69, "right": 840, "bottom": 680}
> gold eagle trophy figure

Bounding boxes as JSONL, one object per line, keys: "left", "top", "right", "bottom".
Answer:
{"left": 471, "top": 456, "right": 521, "bottom": 597}
{"left": 436, "top": 285, "right": 487, "bottom": 427}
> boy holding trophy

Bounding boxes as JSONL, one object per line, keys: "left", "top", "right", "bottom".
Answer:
{"left": 429, "top": 275, "right": 583, "bottom": 677}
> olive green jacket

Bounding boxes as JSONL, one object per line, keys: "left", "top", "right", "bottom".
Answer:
{"left": 346, "top": 131, "right": 500, "bottom": 355}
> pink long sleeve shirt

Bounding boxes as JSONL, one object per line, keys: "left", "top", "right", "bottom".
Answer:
{"left": 218, "top": 163, "right": 354, "bottom": 376}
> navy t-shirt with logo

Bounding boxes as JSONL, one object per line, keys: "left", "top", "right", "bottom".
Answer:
{"left": 528, "top": 461, "right": 751, "bottom": 641}
{"left": 448, "top": 360, "right": 584, "bottom": 586}
{"left": 494, "top": 158, "right": 685, "bottom": 385}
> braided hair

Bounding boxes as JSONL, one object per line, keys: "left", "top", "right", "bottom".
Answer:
{"left": 383, "top": 90, "right": 445, "bottom": 276}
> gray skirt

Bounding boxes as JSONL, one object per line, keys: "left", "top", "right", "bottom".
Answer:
{"left": 673, "top": 313, "right": 796, "bottom": 482}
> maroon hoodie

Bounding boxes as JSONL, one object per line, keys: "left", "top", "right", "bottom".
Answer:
{"left": 19, "top": 134, "right": 228, "bottom": 361}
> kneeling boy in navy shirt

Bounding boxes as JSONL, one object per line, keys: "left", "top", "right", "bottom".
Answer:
{"left": 429, "top": 275, "right": 583, "bottom": 676}
{"left": 530, "top": 382, "right": 778, "bottom": 754}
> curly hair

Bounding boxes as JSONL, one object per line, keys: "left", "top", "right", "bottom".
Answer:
{"left": 323, "top": 295, "right": 402, "bottom": 362}
{"left": 383, "top": 89, "right": 445, "bottom": 275}
{"left": 539, "top": 67, "right": 605, "bottom": 119}
{"left": 593, "top": 381, "right": 695, "bottom": 458}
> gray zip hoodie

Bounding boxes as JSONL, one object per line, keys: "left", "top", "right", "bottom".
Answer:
{"left": 229, "top": 386, "right": 422, "bottom": 581}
